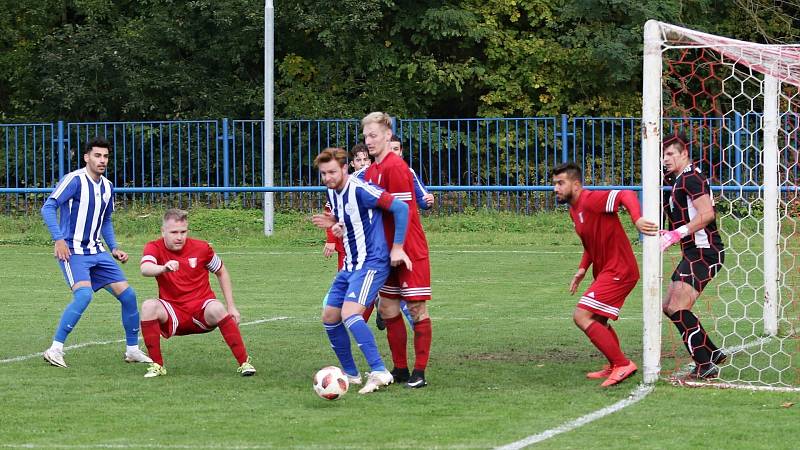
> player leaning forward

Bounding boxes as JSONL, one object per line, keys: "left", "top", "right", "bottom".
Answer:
{"left": 138, "top": 209, "right": 256, "bottom": 377}
{"left": 553, "top": 163, "right": 658, "bottom": 386}
{"left": 312, "top": 147, "right": 413, "bottom": 394}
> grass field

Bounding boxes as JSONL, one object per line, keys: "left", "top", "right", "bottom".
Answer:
{"left": 0, "top": 209, "right": 797, "bottom": 449}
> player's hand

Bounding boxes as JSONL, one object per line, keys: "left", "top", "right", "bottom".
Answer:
{"left": 54, "top": 239, "right": 70, "bottom": 262}
{"left": 162, "top": 260, "right": 179, "bottom": 273}
{"left": 635, "top": 217, "right": 658, "bottom": 236}
{"left": 112, "top": 248, "right": 129, "bottom": 263}
{"left": 311, "top": 213, "right": 336, "bottom": 229}
{"left": 331, "top": 222, "right": 344, "bottom": 238}
{"left": 323, "top": 242, "right": 336, "bottom": 258}
{"left": 423, "top": 193, "right": 435, "bottom": 207}
{"left": 569, "top": 268, "right": 586, "bottom": 295}
{"left": 390, "top": 246, "right": 412, "bottom": 271}
{"left": 228, "top": 305, "right": 241, "bottom": 324}
{"left": 659, "top": 225, "right": 688, "bottom": 252}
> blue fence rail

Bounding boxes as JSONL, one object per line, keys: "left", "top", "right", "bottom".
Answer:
{"left": 2, "top": 116, "right": 798, "bottom": 213}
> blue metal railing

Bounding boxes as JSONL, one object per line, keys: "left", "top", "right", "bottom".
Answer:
{"left": 2, "top": 117, "right": 798, "bottom": 213}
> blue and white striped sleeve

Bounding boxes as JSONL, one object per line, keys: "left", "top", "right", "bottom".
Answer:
{"left": 410, "top": 168, "right": 430, "bottom": 210}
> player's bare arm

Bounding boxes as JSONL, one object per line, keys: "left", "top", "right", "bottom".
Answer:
{"left": 140, "top": 260, "right": 178, "bottom": 277}
{"left": 214, "top": 264, "right": 239, "bottom": 323}
{"left": 634, "top": 217, "right": 658, "bottom": 236}
{"left": 53, "top": 239, "right": 70, "bottom": 261}
{"left": 684, "top": 194, "right": 716, "bottom": 234}
{"left": 311, "top": 213, "right": 336, "bottom": 229}
{"left": 390, "top": 245, "right": 413, "bottom": 271}
{"left": 569, "top": 268, "right": 586, "bottom": 295}
{"left": 660, "top": 194, "right": 716, "bottom": 251}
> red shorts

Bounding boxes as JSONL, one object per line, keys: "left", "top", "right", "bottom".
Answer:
{"left": 380, "top": 257, "right": 431, "bottom": 301}
{"left": 158, "top": 298, "right": 217, "bottom": 338}
{"left": 577, "top": 273, "right": 637, "bottom": 320}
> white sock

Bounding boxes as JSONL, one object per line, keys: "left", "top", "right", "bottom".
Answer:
{"left": 50, "top": 341, "right": 64, "bottom": 352}
{"left": 126, "top": 345, "right": 140, "bottom": 353}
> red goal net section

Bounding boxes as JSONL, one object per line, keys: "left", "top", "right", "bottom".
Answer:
{"left": 641, "top": 21, "right": 799, "bottom": 391}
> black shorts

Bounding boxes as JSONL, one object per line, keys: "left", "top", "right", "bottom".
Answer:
{"left": 671, "top": 247, "right": 724, "bottom": 293}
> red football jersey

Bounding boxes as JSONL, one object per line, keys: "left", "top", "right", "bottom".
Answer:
{"left": 140, "top": 237, "right": 222, "bottom": 305}
{"left": 569, "top": 190, "right": 639, "bottom": 281}
{"left": 364, "top": 151, "right": 429, "bottom": 260}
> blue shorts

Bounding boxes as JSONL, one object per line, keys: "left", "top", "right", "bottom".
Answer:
{"left": 324, "top": 265, "right": 389, "bottom": 310}
{"left": 58, "top": 252, "right": 127, "bottom": 291}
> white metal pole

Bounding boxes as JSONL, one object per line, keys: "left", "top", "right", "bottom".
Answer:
{"left": 762, "top": 74, "right": 779, "bottom": 336}
{"left": 641, "top": 20, "right": 664, "bottom": 384}
{"left": 263, "top": 0, "right": 275, "bottom": 236}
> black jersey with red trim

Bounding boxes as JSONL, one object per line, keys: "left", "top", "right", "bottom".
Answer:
{"left": 666, "top": 164, "right": 724, "bottom": 251}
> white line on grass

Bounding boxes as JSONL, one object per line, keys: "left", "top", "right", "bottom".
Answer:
{"left": 494, "top": 383, "right": 654, "bottom": 449}
{"left": 0, "top": 316, "right": 289, "bottom": 365}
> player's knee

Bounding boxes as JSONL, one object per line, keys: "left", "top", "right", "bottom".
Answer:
{"left": 321, "top": 307, "right": 341, "bottom": 324}
{"left": 204, "top": 301, "right": 227, "bottom": 323}
{"left": 407, "top": 302, "right": 427, "bottom": 321}
{"left": 141, "top": 299, "right": 162, "bottom": 319}
{"left": 572, "top": 308, "right": 592, "bottom": 330}
{"left": 378, "top": 298, "right": 400, "bottom": 316}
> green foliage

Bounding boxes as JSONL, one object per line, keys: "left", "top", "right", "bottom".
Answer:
{"left": 3, "top": 1, "right": 800, "bottom": 120}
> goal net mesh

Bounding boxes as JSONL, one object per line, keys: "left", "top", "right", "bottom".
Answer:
{"left": 657, "top": 23, "right": 799, "bottom": 389}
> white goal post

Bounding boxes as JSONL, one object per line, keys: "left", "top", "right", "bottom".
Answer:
{"left": 641, "top": 21, "right": 799, "bottom": 390}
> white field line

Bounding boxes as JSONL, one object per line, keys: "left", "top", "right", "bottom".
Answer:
{"left": 0, "top": 316, "right": 289, "bottom": 365}
{"left": 494, "top": 384, "right": 655, "bottom": 449}
{"left": 671, "top": 336, "right": 800, "bottom": 392}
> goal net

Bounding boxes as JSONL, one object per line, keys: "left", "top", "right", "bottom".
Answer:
{"left": 641, "top": 21, "right": 799, "bottom": 390}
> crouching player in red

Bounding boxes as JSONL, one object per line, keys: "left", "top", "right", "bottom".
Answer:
{"left": 552, "top": 163, "right": 658, "bottom": 386}
{"left": 138, "top": 209, "right": 255, "bottom": 378}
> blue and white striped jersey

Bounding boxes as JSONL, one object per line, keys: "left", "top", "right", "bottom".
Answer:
{"left": 46, "top": 168, "right": 115, "bottom": 255}
{"left": 327, "top": 176, "right": 392, "bottom": 271}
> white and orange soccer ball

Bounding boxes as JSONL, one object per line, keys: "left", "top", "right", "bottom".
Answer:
{"left": 313, "top": 366, "right": 349, "bottom": 400}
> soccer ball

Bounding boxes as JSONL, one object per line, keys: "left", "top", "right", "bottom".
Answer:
{"left": 313, "top": 366, "right": 349, "bottom": 400}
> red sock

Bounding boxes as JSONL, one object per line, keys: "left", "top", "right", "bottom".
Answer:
{"left": 585, "top": 321, "right": 628, "bottom": 367}
{"left": 218, "top": 315, "right": 249, "bottom": 365}
{"left": 384, "top": 314, "right": 408, "bottom": 369}
{"left": 362, "top": 303, "right": 375, "bottom": 322}
{"left": 141, "top": 319, "right": 163, "bottom": 366}
{"left": 606, "top": 324, "right": 620, "bottom": 347}
{"left": 413, "top": 318, "right": 432, "bottom": 371}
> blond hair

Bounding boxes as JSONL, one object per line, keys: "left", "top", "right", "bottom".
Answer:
{"left": 163, "top": 208, "right": 188, "bottom": 224}
{"left": 361, "top": 112, "right": 392, "bottom": 130}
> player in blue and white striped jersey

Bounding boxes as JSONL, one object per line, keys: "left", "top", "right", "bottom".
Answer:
{"left": 311, "top": 147, "right": 411, "bottom": 394}
{"left": 40, "top": 137, "right": 151, "bottom": 368}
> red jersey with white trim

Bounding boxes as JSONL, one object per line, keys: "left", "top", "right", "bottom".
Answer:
{"left": 140, "top": 237, "right": 222, "bottom": 305}
{"left": 569, "top": 190, "right": 639, "bottom": 281}
{"left": 364, "top": 151, "right": 429, "bottom": 260}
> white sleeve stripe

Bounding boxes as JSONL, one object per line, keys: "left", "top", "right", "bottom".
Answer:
{"left": 411, "top": 171, "right": 429, "bottom": 195}
{"left": 140, "top": 255, "right": 157, "bottom": 265}
{"left": 353, "top": 178, "right": 384, "bottom": 198}
{"left": 50, "top": 171, "right": 79, "bottom": 199}
{"left": 205, "top": 254, "right": 222, "bottom": 273}
{"left": 605, "top": 190, "right": 620, "bottom": 213}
